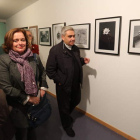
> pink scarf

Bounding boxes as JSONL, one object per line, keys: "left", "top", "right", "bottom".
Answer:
{"left": 9, "top": 48, "right": 37, "bottom": 96}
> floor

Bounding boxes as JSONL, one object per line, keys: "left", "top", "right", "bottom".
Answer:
{"left": 12, "top": 94, "right": 128, "bottom": 140}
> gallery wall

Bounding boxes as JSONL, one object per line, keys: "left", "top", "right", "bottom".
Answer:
{"left": 6, "top": 0, "right": 140, "bottom": 139}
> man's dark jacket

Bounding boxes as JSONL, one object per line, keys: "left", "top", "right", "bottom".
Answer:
{"left": 46, "top": 41, "right": 85, "bottom": 92}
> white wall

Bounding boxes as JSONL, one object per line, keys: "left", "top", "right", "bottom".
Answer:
{"left": 6, "top": 0, "right": 140, "bottom": 139}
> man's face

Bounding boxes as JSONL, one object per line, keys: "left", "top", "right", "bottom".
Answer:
{"left": 62, "top": 30, "right": 75, "bottom": 46}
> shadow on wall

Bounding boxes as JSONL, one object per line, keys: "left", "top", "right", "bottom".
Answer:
{"left": 79, "top": 50, "right": 97, "bottom": 111}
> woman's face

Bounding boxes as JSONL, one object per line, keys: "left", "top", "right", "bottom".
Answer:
{"left": 12, "top": 32, "right": 26, "bottom": 54}
{"left": 26, "top": 31, "right": 33, "bottom": 41}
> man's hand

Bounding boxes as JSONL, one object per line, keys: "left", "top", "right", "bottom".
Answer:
{"left": 84, "top": 58, "right": 90, "bottom": 64}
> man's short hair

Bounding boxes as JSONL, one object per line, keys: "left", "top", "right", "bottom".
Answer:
{"left": 61, "top": 26, "right": 74, "bottom": 36}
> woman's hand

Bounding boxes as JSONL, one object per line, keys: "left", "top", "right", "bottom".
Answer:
{"left": 40, "top": 89, "right": 46, "bottom": 97}
{"left": 28, "top": 96, "right": 40, "bottom": 105}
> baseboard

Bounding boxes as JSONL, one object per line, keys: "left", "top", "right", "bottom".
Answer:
{"left": 47, "top": 91, "right": 137, "bottom": 140}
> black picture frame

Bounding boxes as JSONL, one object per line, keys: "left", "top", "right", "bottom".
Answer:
{"left": 52, "top": 22, "right": 66, "bottom": 46}
{"left": 69, "top": 23, "right": 91, "bottom": 50}
{"left": 94, "top": 16, "right": 122, "bottom": 55}
{"left": 128, "top": 19, "right": 140, "bottom": 54}
{"left": 39, "top": 27, "right": 51, "bottom": 46}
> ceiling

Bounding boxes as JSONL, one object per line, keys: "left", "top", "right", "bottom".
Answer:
{"left": 0, "top": 0, "right": 38, "bottom": 20}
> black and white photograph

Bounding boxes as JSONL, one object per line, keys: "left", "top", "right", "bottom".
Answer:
{"left": 95, "top": 16, "right": 121, "bottom": 55}
{"left": 128, "top": 19, "right": 140, "bottom": 54}
{"left": 99, "top": 22, "right": 115, "bottom": 50}
{"left": 52, "top": 22, "right": 66, "bottom": 45}
{"left": 69, "top": 23, "right": 91, "bottom": 50}
{"left": 39, "top": 27, "right": 51, "bottom": 46}
{"left": 29, "top": 25, "right": 38, "bottom": 45}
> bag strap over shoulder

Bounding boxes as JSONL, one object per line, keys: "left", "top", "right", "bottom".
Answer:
{"left": 33, "top": 53, "right": 37, "bottom": 62}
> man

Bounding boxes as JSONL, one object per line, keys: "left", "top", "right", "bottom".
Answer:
{"left": 46, "top": 26, "right": 90, "bottom": 137}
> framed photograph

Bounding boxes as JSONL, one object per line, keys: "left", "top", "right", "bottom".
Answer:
{"left": 39, "top": 27, "right": 51, "bottom": 46}
{"left": 52, "top": 22, "right": 66, "bottom": 45}
{"left": 128, "top": 19, "right": 140, "bottom": 54}
{"left": 95, "top": 16, "right": 122, "bottom": 55}
{"left": 29, "top": 25, "right": 38, "bottom": 45}
{"left": 69, "top": 23, "right": 91, "bottom": 50}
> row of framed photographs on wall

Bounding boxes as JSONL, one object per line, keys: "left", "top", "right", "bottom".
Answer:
{"left": 22, "top": 26, "right": 51, "bottom": 47}
{"left": 23, "top": 16, "right": 140, "bottom": 55}
{"left": 52, "top": 22, "right": 91, "bottom": 50}
{"left": 95, "top": 16, "right": 140, "bottom": 55}
{"left": 23, "top": 23, "right": 91, "bottom": 50}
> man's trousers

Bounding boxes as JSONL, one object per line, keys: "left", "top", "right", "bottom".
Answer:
{"left": 56, "top": 83, "right": 81, "bottom": 129}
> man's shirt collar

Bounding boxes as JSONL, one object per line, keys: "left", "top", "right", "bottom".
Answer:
{"left": 64, "top": 43, "right": 72, "bottom": 50}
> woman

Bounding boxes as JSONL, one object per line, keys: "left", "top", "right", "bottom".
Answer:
{"left": 0, "top": 28, "right": 48, "bottom": 140}
{"left": 25, "top": 29, "right": 39, "bottom": 54}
